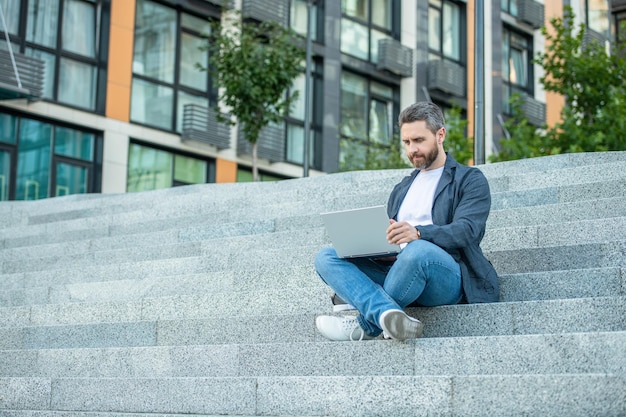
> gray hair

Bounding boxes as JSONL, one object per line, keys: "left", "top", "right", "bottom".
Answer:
{"left": 397, "top": 102, "right": 445, "bottom": 135}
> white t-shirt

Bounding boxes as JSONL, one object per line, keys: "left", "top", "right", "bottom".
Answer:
{"left": 397, "top": 166, "right": 444, "bottom": 236}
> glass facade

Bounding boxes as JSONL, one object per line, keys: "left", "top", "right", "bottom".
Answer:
{"left": 2, "top": 0, "right": 106, "bottom": 111}
{"left": 339, "top": 71, "right": 396, "bottom": 170}
{"left": 429, "top": 0, "right": 462, "bottom": 62}
{"left": 0, "top": 113, "right": 100, "bottom": 201}
{"left": 285, "top": 61, "right": 322, "bottom": 169}
{"left": 341, "top": 0, "right": 395, "bottom": 63}
{"left": 502, "top": 26, "right": 533, "bottom": 114}
{"left": 131, "top": 0, "right": 215, "bottom": 133}
{"left": 127, "top": 142, "right": 213, "bottom": 192}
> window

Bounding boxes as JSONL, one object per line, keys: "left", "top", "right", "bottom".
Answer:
{"left": 285, "top": 61, "right": 322, "bottom": 169}
{"left": 127, "top": 142, "right": 215, "bottom": 192}
{"left": 0, "top": 0, "right": 106, "bottom": 112}
{"left": 429, "top": 0, "right": 464, "bottom": 63}
{"left": 502, "top": 26, "right": 533, "bottom": 114}
{"left": 501, "top": 0, "right": 518, "bottom": 17}
{"left": 131, "top": 0, "right": 216, "bottom": 133}
{"left": 0, "top": 112, "right": 101, "bottom": 201}
{"left": 341, "top": 0, "right": 396, "bottom": 63}
{"left": 586, "top": 0, "right": 610, "bottom": 38}
{"left": 616, "top": 11, "right": 626, "bottom": 49}
{"left": 290, "top": 0, "right": 320, "bottom": 42}
{"left": 339, "top": 71, "right": 397, "bottom": 170}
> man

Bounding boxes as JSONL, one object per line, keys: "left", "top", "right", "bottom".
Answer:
{"left": 315, "top": 101, "right": 498, "bottom": 341}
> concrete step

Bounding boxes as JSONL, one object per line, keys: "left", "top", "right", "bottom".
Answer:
{"left": 2, "top": 154, "right": 625, "bottom": 238}
{"left": 0, "top": 294, "right": 623, "bottom": 342}
{"left": 0, "top": 374, "right": 623, "bottom": 416}
{"left": 2, "top": 331, "right": 625, "bottom": 378}
{"left": 2, "top": 213, "right": 625, "bottom": 275}
{"left": 0, "top": 260, "right": 621, "bottom": 309}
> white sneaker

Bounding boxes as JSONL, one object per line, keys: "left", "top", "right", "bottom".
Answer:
{"left": 379, "top": 309, "right": 423, "bottom": 340}
{"left": 316, "top": 315, "right": 376, "bottom": 341}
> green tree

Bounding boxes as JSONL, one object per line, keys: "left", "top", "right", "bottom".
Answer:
{"left": 202, "top": 11, "right": 305, "bottom": 181}
{"left": 494, "top": 6, "right": 626, "bottom": 161}
{"left": 538, "top": 6, "right": 626, "bottom": 153}
{"left": 444, "top": 106, "right": 474, "bottom": 165}
{"left": 490, "top": 94, "right": 554, "bottom": 162}
{"left": 339, "top": 137, "right": 410, "bottom": 172}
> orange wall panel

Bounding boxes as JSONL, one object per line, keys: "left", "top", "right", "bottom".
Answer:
{"left": 543, "top": 1, "right": 565, "bottom": 128}
{"left": 467, "top": 0, "right": 475, "bottom": 143}
{"left": 106, "top": 0, "right": 136, "bottom": 122}
{"left": 216, "top": 159, "right": 238, "bottom": 183}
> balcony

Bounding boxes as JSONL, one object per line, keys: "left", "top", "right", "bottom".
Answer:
{"left": 0, "top": 48, "right": 45, "bottom": 100}
{"left": 521, "top": 95, "right": 546, "bottom": 127}
{"left": 181, "top": 104, "right": 232, "bottom": 150}
{"left": 517, "top": 0, "right": 544, "bottom": 29}
{"left": 242, "top": 0, "right": 288, "bottom": 26}
{"left": 582, "top": 29, "right": 607, "bottom": 50}
{"left": 237, "top": 124, "right": 285, "bottom": 162}
{"left": 200, "top": 0, "right": 234, "bottom": 8}
{"left": 427, "top": 59, "right": 466, "bottom": 98}
{"left": 377, "top": 39, "right": 413, "bottom": 77}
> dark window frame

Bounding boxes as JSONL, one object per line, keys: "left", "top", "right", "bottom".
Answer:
{"left": 340, "top": 0, "right": 401, "bottom": 62}
{"left": 0, "top": 110, "right": 103, "bottom": 200}
{"left": 130, "top": 0, "right": 220, "bottom": 134}
{"left": 0, "top": 0, "right": 110, "bottom": 114}
{"left": 502, "top": 24, "right": 534, "bottom": 115}
{"left": 126, "top": 139, "right": 216, "bottom": 192}
{"left": 428, "top": 0, "right": 466, "bottom": 66}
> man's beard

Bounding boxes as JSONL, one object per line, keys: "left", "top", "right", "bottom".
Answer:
{"left": 408, "top": 146, "right": 439, "bottom": 170}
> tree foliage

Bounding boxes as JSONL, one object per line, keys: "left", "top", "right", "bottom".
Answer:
{"left": 339, "top": 137, "right": 410, "bottom": 172}
{"left": 492, "top": 6, "right": 626, "bottom": 162}
{"left": 443, "top": 106, "right": 474, "bottom": 165}
{"left": 203, "top": 11, "right": 305, "bottom": 181}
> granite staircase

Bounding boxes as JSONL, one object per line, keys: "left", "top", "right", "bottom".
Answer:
{"left": 0, "top": 152, "right": 625, "bottom": 416}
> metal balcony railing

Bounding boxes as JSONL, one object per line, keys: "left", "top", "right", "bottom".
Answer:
{"left": 237, "top": 124, "right": 285, "bottom": 162}
{"left": 521, "top": 94, "right": 546, "bottom": 127}
{"left": 377, "top": 39, "right": 413, "bottom": 77}
{"left": 242, "top": 0, "right": 288, "bottom": 26}
{"left": 427, "top": 59, "right": 466, "bottom": 98}
{"left": 517, "top": 0, "right": 544, "bottom": 29}
{"left": 182, "top": 104, "right": 232, "bottom": 150}
{"left": 0, "top": 48, "right": 45, "bottom": 100}
{"left": 582, "top": 29, "right": 607, "bottom": 50}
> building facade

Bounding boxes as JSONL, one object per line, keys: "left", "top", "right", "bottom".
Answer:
{"left": 0, "top": 0, "right": 621, "bottom": 200}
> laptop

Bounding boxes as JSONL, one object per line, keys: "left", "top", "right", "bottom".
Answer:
{"left": 320, "top": 205, "right": 401, "bottom": 258}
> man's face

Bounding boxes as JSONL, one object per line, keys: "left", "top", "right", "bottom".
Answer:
{"left": 400, "top": 120, "right": 445, "bottom": 170}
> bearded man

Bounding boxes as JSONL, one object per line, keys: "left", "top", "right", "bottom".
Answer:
{"left": 314, "top": 101, "right": 499, "bottom": 341}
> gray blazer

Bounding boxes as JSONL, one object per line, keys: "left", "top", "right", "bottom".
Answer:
{"left": 386, "top": 154, "right": 499, "bottom": 303}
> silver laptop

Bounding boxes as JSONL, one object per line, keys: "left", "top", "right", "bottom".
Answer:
{"left": 320, "top": 205, "right": 401, "bottom": 258}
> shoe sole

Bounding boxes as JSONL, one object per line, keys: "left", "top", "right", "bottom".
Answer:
{"left": 332, "top": 304, "right": 356, "bottom": 313}
{"left": 380, "top": 310, "right": 424, "bottom": 340}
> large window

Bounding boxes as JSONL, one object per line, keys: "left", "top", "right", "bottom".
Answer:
{"left": 339, "top": 71, "right": 397, "bottom": 170}
{"left": 616, "top": 11, "right": 626, "bottom": 50}
{"left": 131, "top": 0, "right": 216, "bottom": 133}
{"left": 0, "top": 0, "right": 107, "bottom": 112}
{"left": 0, "top": 112, "right": 101, "bottom": 201}
{"left": 290, "top": 0, "right": 321, "bottom": 42}
{"left": 127, "top": 142, "right": 215, "bottom": 192}
{"left": 340, "top": 0, "right": 396, "bottom": 63}
{"left": 284, "top": 61, "right": 322, "bottom": 169}
{"left": 501, "top": 0, "right": 518, "bottom": 17}
{"left": 429, "top": 0, "right": 464, "bottom": 63}
{"left": 502, "top": 26, "right": 533, "bottom": 114}
{"left": 586, "top": 0, "right": 610, "bottom": 37}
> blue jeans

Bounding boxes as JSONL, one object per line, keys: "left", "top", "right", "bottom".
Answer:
{"left": 315, "top": 239, "right": 462, "bottom": 336}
